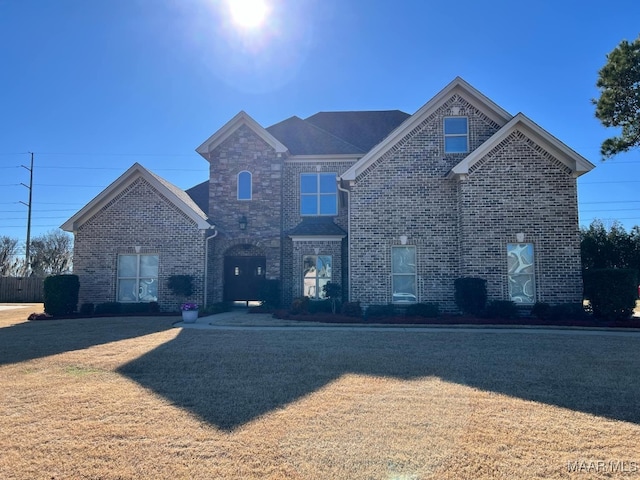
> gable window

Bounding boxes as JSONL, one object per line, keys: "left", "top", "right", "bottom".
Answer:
{"left": 303, "top": 255, "right": 332, "bottom": 298}
{"left": 300, "top": 173, "right": 337, "bottom": 216}
{"left": 444, "top": 117, "right": 468, "bottom": 153}
{"left": 507, "top": 243, "right": 535, "bottom": 304}
{"left": 237, "top": 171, "right": 252, "bottom": 200}
{"left": 391, "top": 246, "right": 417, "bottom": 303}
{"left": 117, "top": 254, "right": 159, "bottom": 302}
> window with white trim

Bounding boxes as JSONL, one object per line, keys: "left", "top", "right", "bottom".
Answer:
{"left": 444, "top": 117, "right": 468, "bottom": 153}
{"left": 117, "top": 254, "right": 159, "bottom": 302}
{"left": 237, "top": 171, "right": 252, "bottom": 200}
{"left": 507, "top": 243, "right": 535, "bottom": 304}
{"left": 303, "top": 255, "right": 332, "bottom": 298}
{"left": 391, "top": 246, "right": 417, "bottom": 303}
{"left": 300, "top": 173, "right": 337, "bottom": 216}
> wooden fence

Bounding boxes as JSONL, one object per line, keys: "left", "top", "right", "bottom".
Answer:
{"left": 0, "top": 277, "right": 45, "bottom": 303}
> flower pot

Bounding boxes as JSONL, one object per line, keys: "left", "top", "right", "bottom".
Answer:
{"left": 182, "top": 309, "right": 198, "bottom": 323}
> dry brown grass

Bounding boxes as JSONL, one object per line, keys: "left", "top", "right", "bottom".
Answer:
{"left": 1, "top": 306, "right": 639, "bottom": 479}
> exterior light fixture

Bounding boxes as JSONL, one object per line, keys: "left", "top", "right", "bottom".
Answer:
{"left": 239, "top": 215, "right": 248, "bottom": 230}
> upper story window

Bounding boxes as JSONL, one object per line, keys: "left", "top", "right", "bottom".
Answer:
{"left": 300, "top": 173, "right": 337, "bottom": 216}
{"left": 237, "top": 171, "right": 252, "bottom": 200}
{"left": 444, "top": 117, "right": 468, "bottom": 153}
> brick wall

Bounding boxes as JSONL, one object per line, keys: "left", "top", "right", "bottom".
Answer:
{"left": 348, "top": 94, "right": 582, "bottom": 310}
{"left": 73, "top": 177, "right": 206, "bottom": 311}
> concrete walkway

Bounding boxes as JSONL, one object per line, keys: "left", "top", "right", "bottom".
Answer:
{"left": 174, "top": 309, "right": 640, "bottom": 336}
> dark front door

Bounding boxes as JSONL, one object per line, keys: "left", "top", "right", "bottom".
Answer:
{"left": 224, "top": 256, "right": 266, "bottom": 301}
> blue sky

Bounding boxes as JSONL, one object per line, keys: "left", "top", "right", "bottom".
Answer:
{"left": 1, "top": 0, "right": 640, "bottom": 251}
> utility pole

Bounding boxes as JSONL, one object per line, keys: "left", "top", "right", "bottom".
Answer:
{"left": 20, "top": 152, "right": 33, "bottom": 276}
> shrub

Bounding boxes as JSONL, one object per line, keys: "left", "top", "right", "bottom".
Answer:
{"left": 531, "top": 302, "right": 551, "bottom": 320}
{"left": 308, "top": 299, "right": 335, "bottom": 314}
{"left": 454, "top": 277, "right": 487, "bottom": 315}
{"left": 43, "top": 274, "right": 80, "bottom": 316}
{"left": 94, "top": 302, "right": 122, "bottom": 315}
{"left": 484, "top": 300, "right": 519, "bottom": 319}
{"left": 405, "top": 302, "right": 440, "bottom": 318}
{"left": 259, "top": 279, "right": 281, "bottom": 308}
{"left": 584, "top": 268, "right": 638, "bottom": 320}
{"left": 322, "top": 281, "right": 342, "bottom": 314}
{"left": 341, "top": 301, "right": 363, "bottom": 318}
{"left": 167, "top": 275, "right": 194, "bottom": 298}
{"left": 290, "top": 296, "right": 310, "bottom": 315}
{"left": 548, "top": 303, "right": 590, "bottom": 321}
{"left": 79, "top": 303, "right": 95, "bottom": 316}
{"left": 365, "top": 304, "right": 397, "bottom": 318}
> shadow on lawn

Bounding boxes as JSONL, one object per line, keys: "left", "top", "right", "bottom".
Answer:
{"left": 0, "top": 316, "right": 174, "bottom": 366}
{"left": 117, "top": 328, "right": 640, "bottom": 431}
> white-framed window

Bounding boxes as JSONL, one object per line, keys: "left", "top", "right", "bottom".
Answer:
{"left": 391, "top": 246, "right": 417, "bottom": 303}
{"left": 300, "top": 173, "right": 337, "bottom": 216}
{"left": 444, "top": 117, "right": 468, "bottom": 153}
{"left": 507, "top": 243, "right": 535, "bottom": 304}
{"left": 237, "top": 171, "right": 252, "bottom": 200}
{"left": 303, "top": 255, "right": 332, "bottom": 298}
{"left": 117, "top": 254, "right": 159, "bottom": 302}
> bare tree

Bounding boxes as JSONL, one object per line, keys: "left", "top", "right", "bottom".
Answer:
{"left": 28, "top": 230, "right": 73, "bottom": 276}
{"left": 0, "top": 236, "right": 21, "bottom": 276}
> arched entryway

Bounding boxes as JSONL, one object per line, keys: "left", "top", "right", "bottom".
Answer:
{"left": 223, "top": 244, "right": 266, "bottom": 302}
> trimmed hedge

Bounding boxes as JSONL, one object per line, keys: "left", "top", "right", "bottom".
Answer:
{"left": 584, "top": 268, "right": 638, "bottom": 321}
{"left": 454, "top": 277, "right": 487, "bottom": 315}
{"left": 484, "top": 300, "right": 519, "bottom": 319}
{"left": 43, "top": 275, "right": 80, "bottom": 316}
{"left": 405, "top": 302, "right": 440, "bottom": 318}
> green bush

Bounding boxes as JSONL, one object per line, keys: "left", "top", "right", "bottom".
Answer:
{"left": 484, "top": 300, "right": 519, "bottom": 319}
{"left": 454, "top": 277, "right": 487, "bottom": 315}
{"left": 531, "top": 302, "right": 551, "bottom": 320}
{"left": 365, "top": 304, "right": 397, "bottom": 318}
{"left": 290, "top": 297, "right": 310, "bottom": 315}
{"left": 405, "top": 302, "right": 440, "bottom": 318}
{"left": 308, "top": 299, "right": 335, "bottom": 314}
{"left": 94, "top": 302, "right": 122, "bottom": 315}
{"left": 79, "top": 303, "right": 95, "bottom": 316}
{"left": 584, "top": 268, "right": 638, "bottom": 320}
{"left": 259, "top": 279, "right": 281, "bottom": 308}
{"left": 549, "top": 303, "right": 590, "bottom": 321}
{"left": 167, "top": 275, "right": 194, "bottom": 297}
{"left": 341, "top": 301, "right": 363, "bottom": 318}
{"left": 43, "top": 275, "right": 80, "bottom": 316}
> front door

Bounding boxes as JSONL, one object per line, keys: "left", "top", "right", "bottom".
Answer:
{"left": 224, "top": 256, "right": 266, "bottom": 301}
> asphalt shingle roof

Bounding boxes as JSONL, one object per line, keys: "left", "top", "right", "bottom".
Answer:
{"left": 288, "top": 217, "right": 347, "bottom": 237}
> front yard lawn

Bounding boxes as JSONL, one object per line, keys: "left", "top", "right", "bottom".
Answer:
{"left": 1, "top": 310, "right": 639, "bottom": 479}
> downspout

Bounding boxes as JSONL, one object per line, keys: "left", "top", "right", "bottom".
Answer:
{"left": 203, "top": 226, "right": 218, "bottom": 308}
{"left": 337, "top": 179, "right": 351, "bottom": 302}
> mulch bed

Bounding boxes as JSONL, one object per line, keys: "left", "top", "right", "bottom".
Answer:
{"left": 269, "top": 311, "right": 640, "bottom": 328}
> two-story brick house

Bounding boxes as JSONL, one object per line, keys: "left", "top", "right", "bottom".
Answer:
{"left": 62, "top": 77, "right": 594, "bottom": 312}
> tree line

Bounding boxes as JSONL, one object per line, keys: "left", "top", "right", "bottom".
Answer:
{"left": 581, "top": 220, "right": 640, "bottom": 276}
{"left": 0, "top": 230, "right": 72, "bottom": 277}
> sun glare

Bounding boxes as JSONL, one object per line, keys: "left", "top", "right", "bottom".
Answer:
{"left": 226, "top": 0, "right": 270, "bottom": 29}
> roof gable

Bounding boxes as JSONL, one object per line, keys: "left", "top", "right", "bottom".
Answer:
{"left": 196, "top": 111, "right": 288, "bottom": 159}
{"left": 448, "top": 113, "right": 595, "bottom": 178}
{"left": 61, "top": 163, "right": 211, "bottom": 232}
{"left": 341, "top": 77, "right": 513, "bottom": 181}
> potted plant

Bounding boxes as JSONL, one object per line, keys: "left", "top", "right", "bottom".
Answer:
{"left": 180, "top": 302, "right": 199, "bottom": 323}
{"left": 167, "top": 275, "right": 198, "bottom": 322}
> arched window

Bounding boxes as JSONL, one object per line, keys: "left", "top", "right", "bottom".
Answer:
{"left": 237, "top": 171, "right": 252, "bottom": 200}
